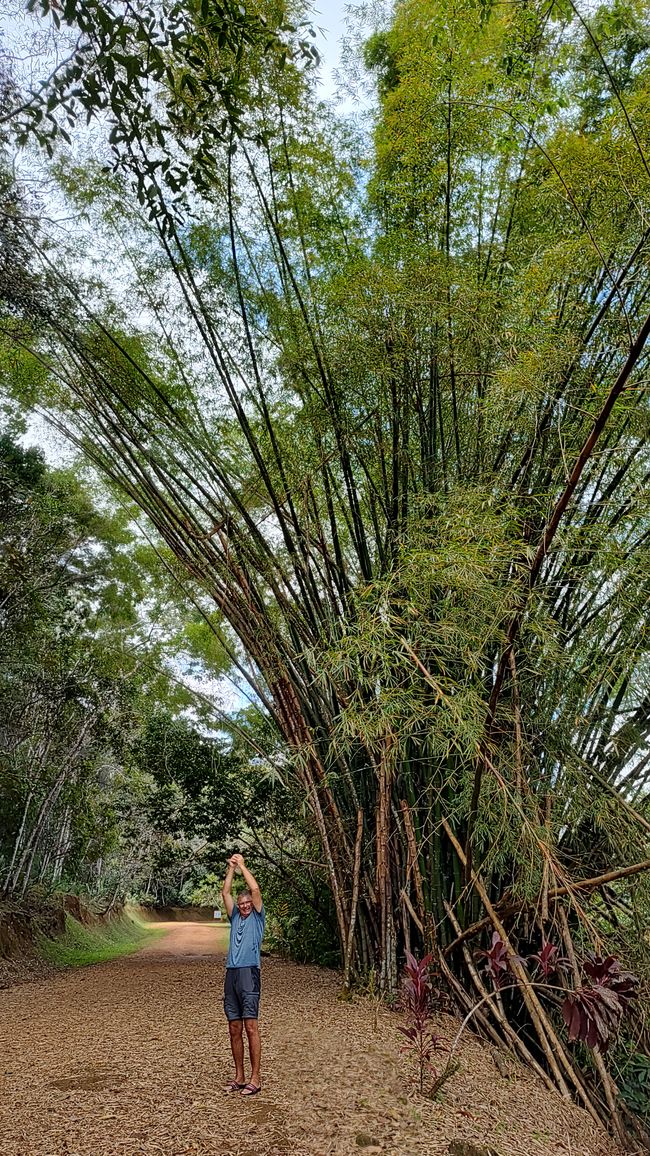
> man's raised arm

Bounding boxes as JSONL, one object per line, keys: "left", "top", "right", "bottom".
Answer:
{"left": 233, "top": 855, "right": 263, "bottom": 912}
{"left": 221, "top": 858, "right": 237, "bottom": 917}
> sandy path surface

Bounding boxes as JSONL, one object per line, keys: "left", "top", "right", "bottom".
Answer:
{"left": 0, "top": 922, "right": 622, "bottom": 1156}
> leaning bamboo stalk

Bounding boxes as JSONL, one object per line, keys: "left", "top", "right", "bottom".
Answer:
{"left": 443, "top": 906, "right": 515, "bottom": 956}
{"left": 436, "top": 950, "right": 519, "bottom": 1055}
{"left": 593, "top": 1043, "right": 626, "bottom": 1144}
{"left": 443, "top": 900, "right": 556, "bottom": 1091}
{"left": 442, "top": 819, "right": 580, "bottom": 1105}
{"left": 342, "top": 809, "right": 364, "bottom": 994}
{"left": 400, "top": 887, "right": 424, "bottom": 934}
{"left": 399, "top": 799, "right": 427, "bottom": 936}
{"left": 557, "top": 905, "right": 626, "bottom": 1140}
{"left": 548, "top": 857, "right": 650, "bottom": 899}
{"left": 445, "top": 854, "right": 650, "bottom": 956}
{"left": 557, "top": 904, "right": 580, "bottom": 982}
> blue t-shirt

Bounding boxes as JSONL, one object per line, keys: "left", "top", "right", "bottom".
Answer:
{"left": 226, "top": 904, "right": 265, "bottom": 969}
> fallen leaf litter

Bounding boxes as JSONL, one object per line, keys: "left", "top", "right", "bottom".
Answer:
{"left": 0, "top": 921, "right": 623, "bottom": 1156}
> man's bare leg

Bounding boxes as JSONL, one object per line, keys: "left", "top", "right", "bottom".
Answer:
{"left": 228, "top": 1020, "right": 245, "bottom": 1085}
{"left": 242, "top": 1019, "right": 261, "bottom": 1090}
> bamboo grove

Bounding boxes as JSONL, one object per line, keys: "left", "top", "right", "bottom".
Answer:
{"left": 3, "top": 0, "right": 650, "bottom": 1136}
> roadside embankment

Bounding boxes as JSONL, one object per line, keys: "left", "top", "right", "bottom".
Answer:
{"left": 38, "top": 909, "right": 161, "bottom": 968}
{"left": 0, "top": 895, "right": 161, "bottom": 988}
{"left": 133, "top": 904, "right": 220, "bottom": 922}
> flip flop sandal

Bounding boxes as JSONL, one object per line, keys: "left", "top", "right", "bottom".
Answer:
{"left": 240, "top": 1083, "right": 261, "bottom": 1096}
{"left": 225, "top": 1081, "right": 246, "bottom": 1092}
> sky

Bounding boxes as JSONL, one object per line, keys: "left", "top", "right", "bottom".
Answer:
{"left": 311, "top": 0, "right": 350, "bottom": 95}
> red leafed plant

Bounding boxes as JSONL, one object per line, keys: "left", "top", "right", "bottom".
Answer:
{"left": 398, "top": 951, "right": 446, "bottom": 1093}
{"left": 583, "top": 953, "right": 639, "bottom": 1007}
{"left": 475, "top": 932, "right": 523, "bottom": 989}
{"left": 562, "top": 954, "right": 639, "bottom": 1052}
{"left": 529, "top": 939, "right": 569, "bottom": 979}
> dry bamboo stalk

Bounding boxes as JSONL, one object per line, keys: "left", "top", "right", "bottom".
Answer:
{"left": 443, "top": 904, "right": 516, "bottom": 956}
{"left": 401, "top": 897, "right": 412, "bottom": 955}
{"left": 548, "top": 857, "right": 650, "bottom": 898}
{"left": 593, "top": 1050, "right": 627, "bottom": 1145}
{"left": 445, "top": 854, "right": 650, "bottom": 956}
{"left": 400, "top": 887, "right": 424, "bottom": 934}
{"left": 342, "top": 809, "right": 364, "bottom": 993}
{"left": 443, "top": 900, "right": 556, "bottom": 1091}
{"left": 442, "top": 818, "right": 582, "bottom": 1105}
{"left": 541, "top": 795, "right": 552, "bottom": 923}
{"left": 399, "top": 798, "right": 427, "bottom": 932}
{"left": 436, "top": 950, "right": 508, "bottom": 1053}
{"left": 558, "top": 905, "right": 581, "bottom": 985}
{"left": 507, "top": 647, "right": 524, "bottom": 794}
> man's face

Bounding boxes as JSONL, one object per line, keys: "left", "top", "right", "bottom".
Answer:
{"left": 237, "top": 895, "right": 253, "bottom": 919}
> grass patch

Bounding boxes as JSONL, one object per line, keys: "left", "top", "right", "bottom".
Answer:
{"left": 38, "top": 911, "right": 164, "bottom": 968}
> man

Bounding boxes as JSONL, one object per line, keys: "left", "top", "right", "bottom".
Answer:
{"left": 221, "top": 853, "right": 265, "bottom": 1096}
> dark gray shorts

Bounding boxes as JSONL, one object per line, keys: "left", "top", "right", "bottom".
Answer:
{"left": 224, "top": 966, "right": 261, "bottom": 1021}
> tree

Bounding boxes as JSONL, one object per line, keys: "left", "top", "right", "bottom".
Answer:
{"left": 0, "top": 433, "right": 197, "bottom": 899}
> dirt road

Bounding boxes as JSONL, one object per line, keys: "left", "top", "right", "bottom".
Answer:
{"left": 0, "top": 922, "right": 621, "bottom": 1156}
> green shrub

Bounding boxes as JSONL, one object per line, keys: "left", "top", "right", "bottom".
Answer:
{"left": 616, "top": 1051, "right": 650, "bottom": 1126}
{"left": 261, "top": 878, "right": 339, "bottom": 968}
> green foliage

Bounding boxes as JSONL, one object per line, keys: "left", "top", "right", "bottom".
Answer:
{"left": 259, "top": 863, "right": 340, "bottom": 967}
{"left": 182, "top": 615, "right": 232, "bottom": 679}
{"left": 616, "top": 1050, "right": 650, "bottom": 1125}
{"left": 134, "top": 712, "right": 245, "bottom": 842}
{"left": 0, "top": 431, "right": 234, "bottom": 902}
{"left": 320, "top": 486, "right": 528, "bottom": 759}
{"left": 363, "top": 32, "right": 400, "bottom": 97}
{"left": 133, "top": 709, "right": 289, "bottom": 840}
{"left": 9, "top": 0, "right": 319, "bottom": 223}
{"left": 186, "top": 873, "right": 223, "bottom": 905}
